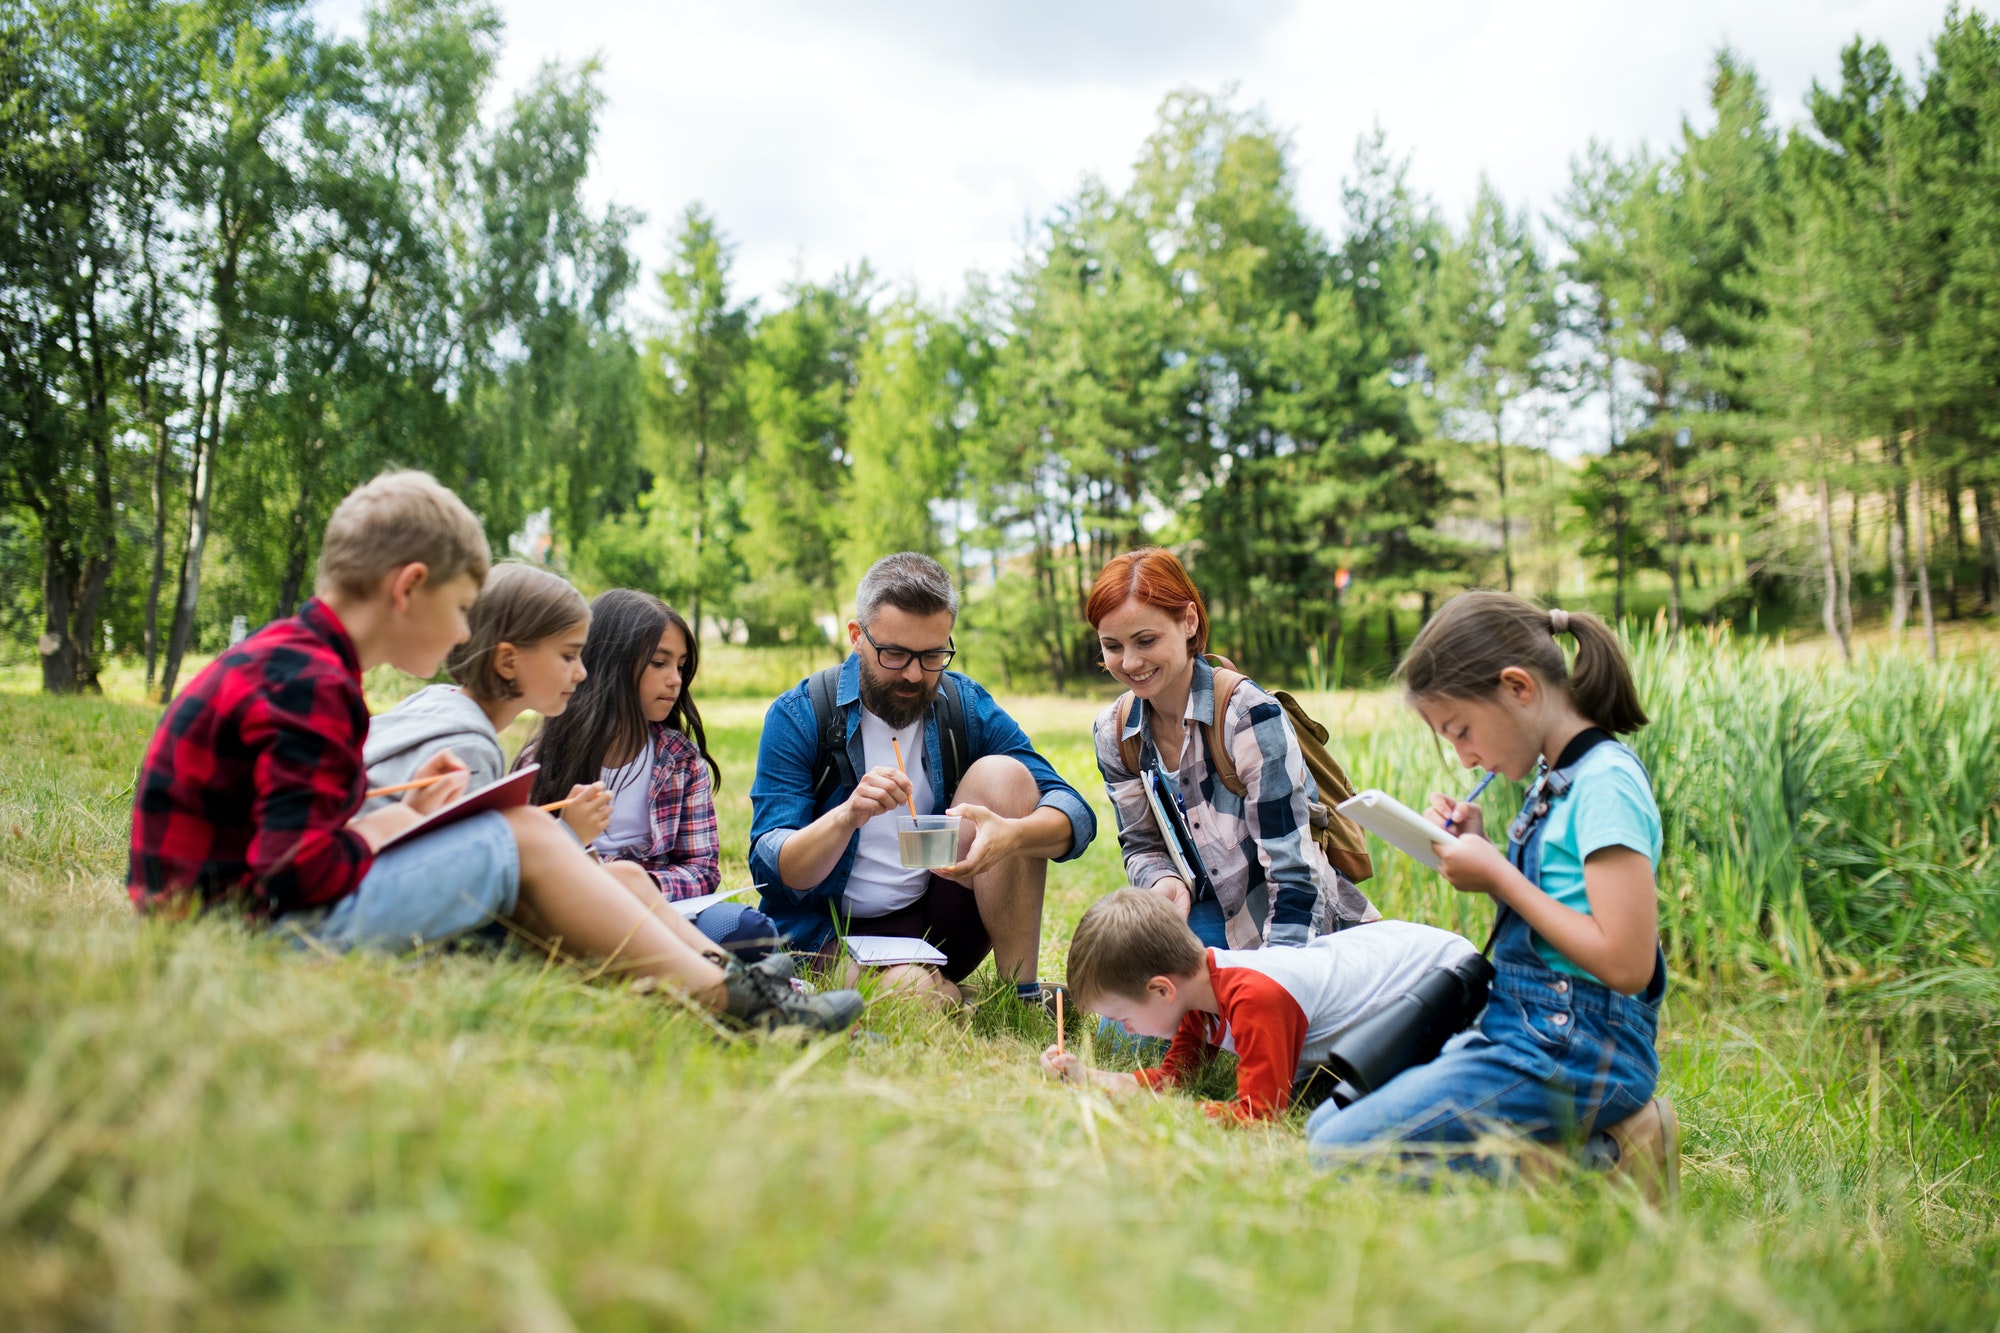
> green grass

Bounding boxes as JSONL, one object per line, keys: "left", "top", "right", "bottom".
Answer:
{"left": 4, "top": 645, "right": 1999, "bottom": 1330}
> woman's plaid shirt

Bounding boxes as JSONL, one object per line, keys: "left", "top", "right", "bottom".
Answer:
{"left": 1092, "top": 658, "right": 1376, "bottom": 946}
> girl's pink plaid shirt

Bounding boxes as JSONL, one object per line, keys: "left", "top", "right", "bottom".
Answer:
{"left": 601, "top": 721, "right": 721, "bottom": 900}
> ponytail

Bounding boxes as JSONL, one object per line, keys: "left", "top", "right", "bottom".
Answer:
{"left": 1398, "top": 591, "right": 1648, "bottom": 734}
{"left": 1560, "top": 608, "right": 1648, "bottom": 734}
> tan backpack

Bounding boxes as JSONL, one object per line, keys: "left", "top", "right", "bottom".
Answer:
{"left": 1116, "top": 655, "right": 1375, "bottom": 885}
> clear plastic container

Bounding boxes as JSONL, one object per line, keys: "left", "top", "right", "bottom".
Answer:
{"left": 896, "top": 814, "right": 962, "bottom": 869}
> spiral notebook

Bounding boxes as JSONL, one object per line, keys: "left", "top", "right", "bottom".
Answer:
{"left": 1334, "top": 789, "right": 1459, "bottom": 870}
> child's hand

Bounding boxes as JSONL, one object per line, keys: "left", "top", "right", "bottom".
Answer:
{"left": 1433, "top": 830, "right": 1512, "bottom": 897}
{"left": 1040, "top": 1045, "right": 1082, "bottom": 1083}
{"left": 406, "top": 750, "right": 469, "bottom": 815}
{"left": 1427, "top": 791, "right": 1485, "bottom": 839}
{"left": 560, "top": 782, "right": 612, "bottom": 844}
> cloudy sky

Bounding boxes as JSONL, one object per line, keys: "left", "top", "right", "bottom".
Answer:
{"left": 323, "top": 0, "right": 1938, "bottom": 312}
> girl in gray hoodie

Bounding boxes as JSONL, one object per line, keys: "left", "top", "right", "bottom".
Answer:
{"left": 363, "top": 563, "right": 612, "bottom": 839}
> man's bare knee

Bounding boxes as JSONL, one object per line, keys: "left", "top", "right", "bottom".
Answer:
{"left": 955, "top": 755, "right": 1038, "bottom": 818}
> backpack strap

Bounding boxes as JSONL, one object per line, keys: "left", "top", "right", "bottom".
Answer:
{"left": 1201, "top": 660, "right": 1249, "bottom": 800}
{"left": 807, "top": 665, "right": 855, "bottom": 800}
{"left": 1114, "top": 692, "right": 1142, "bottom": 776}
{"left": 932, "top": 672, "right": 970, "bottom": 805}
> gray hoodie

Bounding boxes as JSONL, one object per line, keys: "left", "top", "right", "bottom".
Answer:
{"left": 362, "top": 684, "right": 508, "bottom": 813}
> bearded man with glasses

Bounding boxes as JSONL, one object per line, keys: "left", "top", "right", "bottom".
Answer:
{"left": 750, "top": 552, "right": 1097, "bottom": 1008}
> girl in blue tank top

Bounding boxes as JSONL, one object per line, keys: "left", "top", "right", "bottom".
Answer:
{"left": 1307, "top": 591, "right": 1676, "bottom": 1195}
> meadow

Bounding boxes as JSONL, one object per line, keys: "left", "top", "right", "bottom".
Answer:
{"left": 2, "top": 633, "right": 1997, "bottom": 1331}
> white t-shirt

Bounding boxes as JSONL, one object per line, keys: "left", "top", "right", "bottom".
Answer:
{"left": 843, "top": 707, "right": 933, "bottom": 917}
{"left": 594, "top": 733, "right": 654, "bottom": 856}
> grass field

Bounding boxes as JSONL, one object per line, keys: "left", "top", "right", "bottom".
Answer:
{"left": 3, "top": 638, "right": 1998, "bottom": 1330}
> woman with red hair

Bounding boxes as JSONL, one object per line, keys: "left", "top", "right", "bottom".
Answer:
{"left": 1086, "top": 548, "right": 1376, "bottom": 949}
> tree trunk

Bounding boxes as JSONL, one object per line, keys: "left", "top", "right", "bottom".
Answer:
{"left": 161, "top": 347, "right": 227, "bottom": 700}
{"left": 1945, "top": 469, "right": 1964, "bottom": 620}
{"left": 143, "top": 411, "right": 172, "bottom": 691}
{"left": 1836, "top": 486, "right": 1854, "bottom": 646}
{"left": 275, "top": 467, "right": 316, "bottom": 619}
{"left": 1974, "top": 480, "right": 1999, "bottom": 613}
{"left": 1493, "top": 418, "right": 1513, "bottom": 592}
{"left": 38, "top": 545, "right": 82, "bottom": 694}
{"left": 1911, "top": 475, "right": 1938, "bottom": 662}
{"left": 1611, "top": 489, "right": 1628, "bottom": 624}
{"left": 162, "top": 236, "right": 240, "bottom": 700}
{"left": 1816, "top": 468, "right": 1850, "bottom": 664}
{"left": 1658, "top": 427, "right": 1681, "bottom": 632}
{"left": 1384, "top": 606, "right": 1401, "bottom": 668}
{"left": 690, "top": 380, "right": 709, "bottom": 644}
{"left": 1885, "top": 431, "right": 1910, "bottom": 635}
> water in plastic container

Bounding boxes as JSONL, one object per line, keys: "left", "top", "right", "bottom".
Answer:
{"left": 897, "top": 814, "right": 962, "bottom": 869}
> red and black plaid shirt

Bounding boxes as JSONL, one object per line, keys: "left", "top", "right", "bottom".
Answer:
{"left": 128, "top": 597, "right": 375, "bottom": 917}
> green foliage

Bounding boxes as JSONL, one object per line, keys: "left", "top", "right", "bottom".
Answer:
{"left": 11, "top": 7, "right": 2000, "bottom": 697}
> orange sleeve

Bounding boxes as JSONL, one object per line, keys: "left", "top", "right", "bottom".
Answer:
{"left": 1200, "top": 967, "right": 1308, "bottom": 1123}
{"left": 1132, "top": 1009, "right": 1215, "bottom": 1091}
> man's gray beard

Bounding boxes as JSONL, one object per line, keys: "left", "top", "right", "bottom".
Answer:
{"left": 858, "top": 661, "right": 936, "bottom": 730}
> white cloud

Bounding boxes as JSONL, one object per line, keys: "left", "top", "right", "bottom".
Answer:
{"left": 321, "top": 0, "right": 1943, "bottom": 311}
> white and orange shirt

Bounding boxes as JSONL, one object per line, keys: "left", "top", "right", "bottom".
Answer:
{"left": 1133, "top": 921, "right": 1479, "bottom": 1122}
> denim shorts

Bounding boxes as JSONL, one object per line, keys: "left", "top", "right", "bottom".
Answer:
{"left": 281, "top": 810, "right": 521, "bottom": 952}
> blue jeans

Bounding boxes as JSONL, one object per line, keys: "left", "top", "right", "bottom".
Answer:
{"left": 1187, "top": 895, "right": 1230, "bottom": 949}
{"left": 1304, "top": 945, "right": 1661, "bottom": 1168}
{"left": 283, "top": 810, "right": 521, "bottom": 951}
{"left": 692, "top": 901, "right": 782, "bottom": 961}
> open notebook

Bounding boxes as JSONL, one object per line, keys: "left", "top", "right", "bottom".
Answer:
{"left": 377, "top": 765, "right": 538, "bottom": 851}
{"left": 1335, "top": 789, "right": 1460, "bottom": 870}
{"left": 666, "top": 885, "right": 753, "bottom": 918}
{"left": 844, "top": 935, "right": 948, "bottom": 968}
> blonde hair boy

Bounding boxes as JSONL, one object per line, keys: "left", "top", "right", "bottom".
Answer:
{"left": 316, "top": 470, "right": 491, "bottom": 600}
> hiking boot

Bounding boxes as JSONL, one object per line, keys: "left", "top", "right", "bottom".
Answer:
{"left": 748, "top": 951, "right": 797, "bottom": 985}
{"left": 1603, "top": 1096, "right": 1680, "bottom": 1204}
{"left": 722, "top": 957, "right": 864, "bottom": 1034}
{"left": 747, "top": 950, "right": 817, "bottom": 995}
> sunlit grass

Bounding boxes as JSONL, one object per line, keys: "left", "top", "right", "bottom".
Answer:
{"left": 2, "top": 635, "right": 1997, "bottom": 1329}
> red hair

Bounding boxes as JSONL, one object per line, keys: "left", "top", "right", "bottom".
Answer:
{"left": 1085, "top": 548, "right": 1210, "bottom": 657}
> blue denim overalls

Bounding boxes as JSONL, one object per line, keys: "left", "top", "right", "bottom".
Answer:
{"left": 1307, "top": 729, "right": 1664, "bottom": 1163}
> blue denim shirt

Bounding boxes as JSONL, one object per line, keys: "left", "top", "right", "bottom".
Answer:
{"left": 750, "top": 654, "right": 1097, "bottom": 951}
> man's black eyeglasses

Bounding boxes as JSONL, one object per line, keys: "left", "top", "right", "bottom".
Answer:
{"left": 863, "top": 628, "right": 956, "bottom": 673}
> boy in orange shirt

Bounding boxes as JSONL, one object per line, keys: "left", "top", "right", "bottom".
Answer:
{"left": 1040, "top": 888, "right": 1475, "bottom": 1120}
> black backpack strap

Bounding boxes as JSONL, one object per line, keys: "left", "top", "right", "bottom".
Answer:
{"left": 932, "top": 672, "right": 969, "bottom": 805}
{"left": 807, "top": 666, "right": 856, "bottom": 800}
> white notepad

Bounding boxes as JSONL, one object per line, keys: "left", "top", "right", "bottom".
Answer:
{"left": 1335, "top": 789, "right": 1460, "bottom": 870}
{"left": 844, "top": 935, "right": 949, "bottom": 967}
{"left": 666, "top": 885, "right": 753, "bottom": 918}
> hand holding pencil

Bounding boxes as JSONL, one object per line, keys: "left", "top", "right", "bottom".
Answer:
{"left": 391, "top": 751, "right": 468, "bottom": 815}
{"left": 548, "top": 782, "right": 611, "bottom": 843}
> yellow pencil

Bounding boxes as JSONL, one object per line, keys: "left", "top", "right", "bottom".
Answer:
{"left": 889, "top": 737, "right": 919, "bottom": 817}
{"left": 365, "top": 773, "right": 451, "bottom": 799}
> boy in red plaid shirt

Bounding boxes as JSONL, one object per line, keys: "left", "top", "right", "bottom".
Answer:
{"left": 128, "top": 470, "right": 861, "bottom": 1033}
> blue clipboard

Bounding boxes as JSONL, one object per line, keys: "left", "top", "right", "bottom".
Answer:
{"left": 1141, "top": 766, "right": 1216, "bottom": 903}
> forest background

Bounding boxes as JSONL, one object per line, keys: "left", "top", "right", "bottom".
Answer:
{"left": 7, "top": 0, "right": 2000, "bottom": 699}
